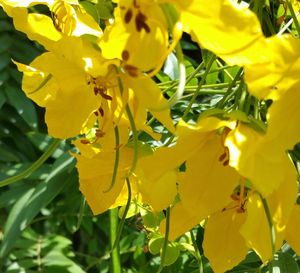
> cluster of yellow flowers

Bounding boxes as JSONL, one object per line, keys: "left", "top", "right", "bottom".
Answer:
{"left": 1, "top": 0, "right": 300, "bottom": 272}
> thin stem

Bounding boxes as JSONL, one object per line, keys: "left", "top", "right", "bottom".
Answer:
{"left": 259, "top": 194, "right": 276, "bottom": 257}
{"left": 125, "top": 104, "right": 139, "bottom": 177}
{"left": 0, "top": 139, "right": 61, "bottom": 187}
{"left": 217, "top": 67, "right": 244, "bottom": 108}
{"left": 190, "top": 230, "right": 203, "bottom": 273}
{"left": 181, "top": 54, "right": 216, "bottom": 121}
{"left": 287, "top": 1, "right": 300, "bottom": 37}
{"left": 112, "top": 178, "right": 132, "bottom": 250}
{"left": 157, "top": 207, "right": 171, "bottom": 273}
{"left": 116, "top": 76, "right": 138, "bottom": 178}
{"left": 76, "top": 196, "right": 86, "bottom": 231}
{"left": 109, "top": 208, "right": 121, "bottom": 273}
{"left": 104, "top": 126, "right": 120, "bottom": 192}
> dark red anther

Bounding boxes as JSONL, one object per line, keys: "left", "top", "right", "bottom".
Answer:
{"left": 96, "top": 129, "right": 105, "bottom": 138}
{"left": 98, "top": 107, "right": 104, "bottom": 117}
{"left": 124, "top": 64, "right": 139, "bottom": 77}
{"left": 218, "top": 152, "right": 227, "bottom": 162}
{"left": 122, "top": 50, "right": 130, "bottom": 61}
{"left": 124, "top": 8, "right": 133, "bottom": 24}
{"left": 223, "top": 159, "right": 229, "bottom": 166}
{"left": 98, "top": 88, "right": 113, "bottom": 101}
{"left": 80, "top": 139, "right": 90, "bottom": 144}
{"left": 135, "top": 12, "right": 150, "bottom": 33}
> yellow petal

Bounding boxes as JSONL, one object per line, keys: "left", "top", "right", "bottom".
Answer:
{"left": 226, "top": 123, "right": 296, "bottom": 196}
{"left": 99, "top": 0, "right": 168, "bottom": 72}
{"left": 286, "top": 205, "right": 300, "bottom": 255}
{"left": 177, "top": 0, "right": 268, "bottom": 66}
{"left": 138, "top": 170, "right": 177, "bottom": 211}
{"left": 266, "top": 83, "right": 300, "bottom": 152}
{"left": 11, "top": 8, "right": 61, "bottom": 50}
{"left": 161, "top": 202, "right": 201, "bottom": 240}
{"left": 203, "top": 208, "right": 248, "bottom": 273}
{"left": 244, "top": 35, "right": 300, "bottom": 101}
{"left": 178, "top": 134, "right": 239, "bottom": 219}
{"left": 124, "top": 74, "right": 174, "bottom": 133}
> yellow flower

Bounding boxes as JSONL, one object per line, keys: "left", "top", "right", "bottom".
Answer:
{"left": 73, "top": 121, "right": 134, "bottom": 214}
{"left": 99, "top": 0, "right": 169, "bottom": 72}
{"left": 203, "top": 172, "right": 297, "bottom": 273}
{"left": 15, "top": 36, "right": 173, "bottom": 138}
{"left": 136, "top": 117, "right": 239, "bottom": 239}
{"left": 226, "top": 86, "right": 300, "bottom": 196}
{"left": 285, "top": 205, "right": 300, "bottom": 255}
{"left": 167, "top": 0, "right": 269, "bottom": 66}
{"left": 166, "top": 118, "right": 240, "bottom": 240}
{"left": 244, "top": 35, "right": 300, "bottom": 101}
{"left": 0, "top": 0, "right": 102, "bottom": 50}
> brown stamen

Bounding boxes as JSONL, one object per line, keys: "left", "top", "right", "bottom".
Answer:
{"left": 135, "top": 12, "right": 150, "bottom": 33}
{"left": 122, "top": 50, "right": 130, "bottom": 61}
{"left": 124, "top": 64, "right": 139, "bottom": 77}
{"left": 96, "top": 129, "right": 105, "bottom": 138}
{"left": 98, "top": 107, "right": 104, "bottom": 117}
{"left": 223, "top": 159, "right": 229, "bottom": 166}
{"left": 124, "top": 8, "right": 133, "bottom": 24}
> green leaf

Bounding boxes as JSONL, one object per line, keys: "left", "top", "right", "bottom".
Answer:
{"left": 0, "top": 53, "right": 10, "bottom": 70}
{"left": 4, "top": 83, "right": 38, "bottom": 129}
{"left": 80, "top": 1, "right": 100, "bottom": 23}
{"left": 0, "top": 90, "right": 6, "bottom": 110}
{"left": 95, "top": 0, "right": 114, "bottom": 20}
{"left": 0, "top": 34, "right": 12, "bottom": 54}
{"left": 26, "top": 132, "right": 67, "bottom": 157}
{"left": 0, "top": 183, "right": 32, "bottom": 208}
{"left": 0, "top": 156, "right": 76, "bottom": 257}
{"left": 273, "top": 252, "right": 299, "bottom": 273}
{"left": 0, "top": 20, "right": 13, "bottom": 31}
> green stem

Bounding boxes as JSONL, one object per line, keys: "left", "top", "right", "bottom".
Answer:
{"left": 259, "top": 194, "right": 275, "bottom": 273}
{"left": 157, "top": 207, "right": 171, "bottom": 273}
{"left": 0, "top": 139, "right": 61, "bottom": 187}
{"left": 76, "top": 196, "right": 86, "bottom": 231}
{"left": 116, "top": 75, "right": 138, "bottom": 178}
{"left": 104, "top": 126, "right": 120, "bottom": 192}
{"left": 190, "top": 230, "right": 203, "bottom": 273}
{"left": 287, "top": 1, "right": 300, "bottom": 37}
{"left": 113, "top": 178, "right": 132, "bottom": 250}
{"left": 232, "top": 81, "right": 245, "bottom": 110}
{"left": 109, "top": 208, "right": 121, "bottom": 273}
{"left": 181, "top": 54, "right": 216, "bottom": 121}
{"left": 217, "top": 67, "right": 244, "bottom": 108}
{"left": 125, "top": 104, "right": 138, "bottom": 177}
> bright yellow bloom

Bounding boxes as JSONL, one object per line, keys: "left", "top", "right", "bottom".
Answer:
{"left": 285, "top": 205, "right": 300, "bottom": 255}
{"left": 203, "top": 202, "right": 248, "bottom": 273}
{"left": 203, "top": 172, "right": 297, "bottom": 273}
{"left": 73, "top": 121, "right": 134, "bottom": 214}
{"left": 0, "top": 0, "right": 102, "bottom": 50}
{"left": 168, "top": 0, "right": 269, "bottom": 66}
{"left": 15, "top": 36, "right": 173, "bottom": 139}
{"left": 244, "top": 35, "right": 300, "bottom": 101}
{"left": 136, "top": 117, "right": 239, "bottom": 239}
{"left": 99, "top": 0, "right": 169, "bottom": 72}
